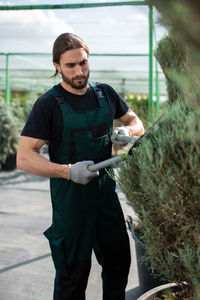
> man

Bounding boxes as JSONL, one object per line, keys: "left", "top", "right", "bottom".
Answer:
{"left": 17, "top": 33, "right": 144, "bottom": 300}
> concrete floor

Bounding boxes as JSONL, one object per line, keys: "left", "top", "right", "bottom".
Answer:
{"left": 0, "top": 168, "right": 143, "bottom": 300}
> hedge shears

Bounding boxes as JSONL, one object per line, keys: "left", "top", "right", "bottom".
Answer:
{"left": 88, "top": 114, "right": 164, "bottom": 172}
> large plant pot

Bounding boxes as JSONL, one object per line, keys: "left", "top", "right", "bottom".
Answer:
{"left": 0, "top": 154, "right": 16, "bottom": 171}
{"left": 131, "top": 223, "right": 169, "bottom": 293}
{"left": 137, "top": 283, "right": 177, "bottom": 300}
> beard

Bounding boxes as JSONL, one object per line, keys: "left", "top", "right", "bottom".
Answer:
{"left": 61, "top": 71, "right": 90, "bottom": 90}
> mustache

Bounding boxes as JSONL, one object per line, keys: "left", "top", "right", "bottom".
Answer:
{"left": 72, "top": 75, "right": 86, "bottom": 80}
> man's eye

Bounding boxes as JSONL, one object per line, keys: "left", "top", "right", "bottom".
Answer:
{"left": 80, "top": 60, "right": 87, "bottom": 66}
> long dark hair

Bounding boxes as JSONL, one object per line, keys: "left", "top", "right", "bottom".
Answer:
{"left": 52, "top": 33, "right": 89, "bottom": 77}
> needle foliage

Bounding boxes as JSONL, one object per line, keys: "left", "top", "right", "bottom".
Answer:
{"left": 118, "top": 1, "right": 200, "bottom": 295}
{"left": 0, "top": 98, "right": 20, "bottom": 163}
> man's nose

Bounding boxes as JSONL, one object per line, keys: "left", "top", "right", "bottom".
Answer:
{"left": 74, "top": 64, "right": 83, "bottom": 76}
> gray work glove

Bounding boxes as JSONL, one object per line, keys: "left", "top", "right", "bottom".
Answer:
{"left": 68, "top": 161, "right": 99, "bottom": 185}
{"left": 110, "top": 126, "right": 130, "bottom": 146}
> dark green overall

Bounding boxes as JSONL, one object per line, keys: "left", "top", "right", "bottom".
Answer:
{"left": 44, "top": 83, "right": 131, "bottom": 300}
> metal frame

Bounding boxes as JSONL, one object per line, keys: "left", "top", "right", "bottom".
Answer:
{"left": 0, "top": 1, "right": 157, "bottom": 122}
{"left": 0, "top": 2, "right": 147, "bottom": 10}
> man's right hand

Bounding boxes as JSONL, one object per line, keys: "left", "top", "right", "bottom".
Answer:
{"left": 111, "top": 126, "right": 130, "bottom": 146}
{"left": 68, "top": 161, "right": 99, "bottom": 185}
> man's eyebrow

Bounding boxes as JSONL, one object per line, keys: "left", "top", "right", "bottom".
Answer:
{"left": 65, "top": 62, "right": 75, "bottom": 66}
{"left": 65, "top": 59, "right": 87, "bottom": 66}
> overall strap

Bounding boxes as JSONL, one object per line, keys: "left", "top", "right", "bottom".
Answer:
{"left": 47, "top": 87, "right": 65, "bottom": 104}
{"left": 89, "top": 81, "right": 104, "bottom": 99}
{"left": 48, "top": 84, "right": 105, "bottom": 105}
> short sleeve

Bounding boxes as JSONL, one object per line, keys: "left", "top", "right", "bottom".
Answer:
{"left": 97, "top": 83, "right": 129, "bottom": 120}
{"left": 21, "top": 96, "right": 52, "bottom": 141}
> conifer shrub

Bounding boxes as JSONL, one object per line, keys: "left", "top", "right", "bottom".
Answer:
{"left": 179, "top": 246, "right": 200, "bottom": 300}
{"left": 0, "top": 98, "right": 19, "bottom": 163}
{"left": 11, "top": 98, "right": 26, "bottom": 131}
{"left": 117, "top": 1, "right": 200, "bottom": 297}
{"left": 148, "top": 0, "right": 200, "bottom": 60}
{"left": 22, "top": 98, "right": 35, "bottom": 120}
{"left": 154, "top": 35, "right": 187, "bottom": 104}
{"left": 148, "top": 0, "right": 200, "bottom": 109}
{"left": 118, "top": 100, "right": 200, "bottom": 289}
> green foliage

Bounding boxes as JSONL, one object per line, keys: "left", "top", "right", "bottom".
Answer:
{"left": 118, "top": 1, "right": 200, "bottom": 297}
{"left": 118, "top": 24, "right": 200, "bottom": 297}
{"left": 22, "top": 98, "right": 35, "bottom": 120}
{"left": 179, "top": 246, "right": 200, "bottom": 300}
{"left": 154, "top": 35, "right": 187, "bottom": 104}
{"left": 11, "top": 98, "right": 26, "bottom": 131}
{"left": 11, "top": 92, "right": 36, "bottom": 124}
{"left": 11, "top": 91, "right": 29, "bottom": 104}
{"left": 124, "top": 93, "right": 148, "bottom": 128}
{"left": 0, "top": 98, "right": 20, "bottom": 163}
{"left": 118, "top": 100, "right": 200, "bottom": 287}
{"left": 0, "top": 90, "right": 37, "bottom": 165}
{"left": 148, "top": 0, "right": 200, "bottom": 109}
{"left": 148, "top": 0, "right": 200, "bottom": 58}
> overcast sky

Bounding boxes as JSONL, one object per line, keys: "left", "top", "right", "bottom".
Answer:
{"left": 0, "top": 0, "right": 167, "bottom": 72}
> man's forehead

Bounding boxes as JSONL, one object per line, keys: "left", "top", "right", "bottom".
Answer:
{"left": 61, "top": 48, "right": 88, "bottom": 62}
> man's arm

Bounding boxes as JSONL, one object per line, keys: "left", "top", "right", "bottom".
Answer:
{"left": 118, "top": 108, "right": 144, "bottom": 136}
{"left": 17, "top": 136, "right": 68, "bottom": 179}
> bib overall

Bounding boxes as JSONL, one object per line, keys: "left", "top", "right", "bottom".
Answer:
{"left": 44, "top": 83, "right": 131, "bottom": 300}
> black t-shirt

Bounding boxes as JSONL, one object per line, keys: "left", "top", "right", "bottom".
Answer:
{"left": 21, "top": 82, "right": 128, "bottom": 157}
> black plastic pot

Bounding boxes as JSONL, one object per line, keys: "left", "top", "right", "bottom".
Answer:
{"left": 131, "top": 223, "right": 169, "bottom": 293}
{"left": 1, "top": 154, "right": 16, "bottom": 171}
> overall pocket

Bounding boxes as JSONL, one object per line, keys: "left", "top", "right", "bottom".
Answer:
{"left": 69, "top": 123, "right": 111, "bottom": 163}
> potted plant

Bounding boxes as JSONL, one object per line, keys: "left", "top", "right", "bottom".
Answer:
{"left": 122, "top": 33, "right": 189, "bottom": 295}
{"left": 126, "top": 216, "right": 168, "bottom": 294}
{"left": 117, "top": 2, "right": 200, "bottom": 298}
{"left": 118, "top": 87, "right": 199, "bottom": 300}
{"left": 136, "top": 246, "right": 200, "bottom": 299}
{"left": 0, "top": 98, "right": 20, "bottom": 171}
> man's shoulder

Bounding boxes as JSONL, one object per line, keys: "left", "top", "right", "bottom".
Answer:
{"left": 36, "top": 88, "right": 58, "bottom": 107}
{"left": 95, "top": 82, "right": 113, "bottom": 92}
{"left": 94, "top": 82, "right": 120, "bottom": 101}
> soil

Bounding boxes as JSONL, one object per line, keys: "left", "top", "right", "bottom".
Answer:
{"left": 153, "top": 285, "right": 194, "bottom": 300}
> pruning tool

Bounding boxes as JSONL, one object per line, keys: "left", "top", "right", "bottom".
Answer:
{"left": 88, "top": 114, "right": 164, "bottom": 172}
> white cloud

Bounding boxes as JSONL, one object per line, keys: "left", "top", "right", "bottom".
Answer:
{"left": 101, "top": 17, "right": 125, "bottom": 28}
{"left": 0, "top": 9, "right": 73, "bottom": 38}
{"left": 101, "top": 17, "right": 117, "bottom": 27}
{"left": 0, "top": 8, "right": 74, "bottom": 51}
{"left": 128, "top": 13, "right": 148, "bottom": 23}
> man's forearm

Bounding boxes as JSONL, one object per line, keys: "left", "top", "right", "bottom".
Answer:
{"left": 124, "top": 114, "right": 144, "bottom": 136}
{"left": 127, "top": 117, "right": 144, "bottom": 136}
{"left": 118, "top": 109, "right": 144, "bottom": 137}
{"left": 17, "top": 150, "right": 68, "bottom": 179}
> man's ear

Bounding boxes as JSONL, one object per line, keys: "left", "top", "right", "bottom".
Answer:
{"left": 53, "top": 62, "right": 61, "bottom": 73}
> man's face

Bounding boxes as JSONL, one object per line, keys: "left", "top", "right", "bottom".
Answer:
{"left": 54, "top": 48, "right": 90, "bottom": 91}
